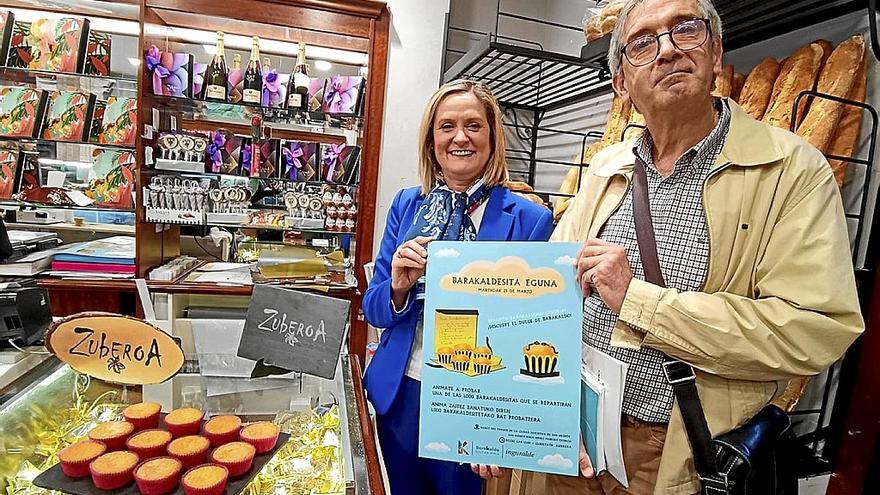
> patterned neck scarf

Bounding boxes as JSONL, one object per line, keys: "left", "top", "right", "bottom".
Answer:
{"left": 404, "top": 178, "right": 490, "bottom": 242}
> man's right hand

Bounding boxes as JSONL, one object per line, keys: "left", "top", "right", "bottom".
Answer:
{"left": 579, "top": 435, "right": 595, "bottom": 478}
{"left": 390, "top": 236, "right": 432, "bottom": 309}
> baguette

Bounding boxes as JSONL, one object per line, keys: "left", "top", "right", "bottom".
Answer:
{"left": 762, "top": 43, "right": 823, "bottom": 129}
{"left": 825, "top": 44, "right": 868, "bottom": 189}
{"left": 555, "top": 94, "right": 631, "bottom": 221}
{"left": 738, "top": 58, "right": 780, "bottom": 119}
{"left": 506, "top": 180, "right": 534, "bottom": 193}
{"left": 814, "top": 39, "right": 834, "bottom": 68}
{"left": 585, "top": 15, "right": 603, "bottom": 42}
{"left": 599, "top": 95, "right": 632, "bottom": 148}
{"left": 797, "top": 35, "right": 865, "bottom": 154}
{"left": 712, "top": 64, "right": 734, "bottom": 98}
{"left": 731, "top": 72, "right": 746, "bottom": 102}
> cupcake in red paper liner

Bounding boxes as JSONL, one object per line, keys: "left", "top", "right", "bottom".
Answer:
{"left": 203, "top": 415, "right": 241, "bottom": 447}
{"left": 126, "top": 429, "right": 173, "bottom": 460}
{"left": 167, "top": 435, "right": 210, "bottom": 470}
{"left": 58, "top": 440, "right": 107, "bottom": 478}
{"left": 123, "top": 402, "right": 162, "bottom": 431}
{"left": 88, "top": 421, "right": 135, "bottom": 451}
{"left": 163, "top": 407, "right": 204, "bottom": 437}
{"left": 181, "top": 464, "right": 228, "bottom": 495}
{"left": 239, "top": 421, "right": 280, "bottom": 454}
{"left": 134, "top": 456, "right": 182, "bottom": 495}
{"left": 89, "top": 450, "right": 140, "bottom": 489}
{"left": 209, "top": 441, "right": 255, "bottom": 477}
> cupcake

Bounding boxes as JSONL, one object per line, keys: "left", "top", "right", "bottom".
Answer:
{"left": 88, "top": 421, "right": 135, "bottom": 451}
{"left": 239, "top": 422, "right": 281, "bottom": 454}
{"left": 472, "top": 357, "right": 492, "bottom": 375}
{"left": 127, "top": 429, "right": 173, "bottom": 460}
{"left": 203, "top": 415, "right": 241, "bottom": 447}
{"left": 522, "top": 341, "right": 559, "bottom": 376}
{"left": 134, "top": 456, "right": 182, "bottom": 495}
{"left": 123, "top": 402, "right": 162, "bottom": 431}
{"left": 451, "top": 354, "right": 470, "bottom": 372}
{"left": 182, "top": 464, "right": 229, "bottom": 495}
{"left": 436, "top": 346, "right": 454, "bottom": 365}
{"left": 472, "top": 346, "right": 492, "bottom": 360}
{"left": 164, "top": 408, "right": 204, "bottom": 437}
{"left": 58, "top": 440, "right": 107, "bottom": 478}
{"left": 453, "top": 343, "right": 473, "bottom": 358}
{"left": 167, "top": 435, "right": 210, "bottom": 470}
{"left": 210, "top": 441, "right": 256, "bottom": 477}
{"left": 89, "top": 450, "right": 139, "bottom": 490}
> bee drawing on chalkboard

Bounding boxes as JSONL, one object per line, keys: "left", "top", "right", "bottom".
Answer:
{"left": 107, "top": 356, "right": 126, "bottom": 374}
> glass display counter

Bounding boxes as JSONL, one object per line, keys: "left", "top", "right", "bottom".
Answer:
{"left": 0, "top": 354, "right": 373, "bottom": 495}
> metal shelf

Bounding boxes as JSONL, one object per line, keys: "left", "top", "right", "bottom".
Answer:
{"left": 715, "top": 0, "right": 866, "bottom": 51}
{"left": 442, "top": 34, "right": 610, "bottom": 113}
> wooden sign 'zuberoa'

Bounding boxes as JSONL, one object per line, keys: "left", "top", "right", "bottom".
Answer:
{"left": 45, "top": 312, "right": 184, "bottom": 385}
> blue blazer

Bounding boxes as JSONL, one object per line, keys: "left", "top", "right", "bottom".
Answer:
{"left": 362, "top": 185, "right": 554, "bottom": 415}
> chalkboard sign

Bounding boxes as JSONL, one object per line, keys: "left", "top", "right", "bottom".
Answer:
{"left": 237, "top": 285, "right": 351, "bottom": 380}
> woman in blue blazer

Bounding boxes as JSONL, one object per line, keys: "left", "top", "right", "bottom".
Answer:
{"left": 363, "top": 80, "right": 553, "bottom": 495}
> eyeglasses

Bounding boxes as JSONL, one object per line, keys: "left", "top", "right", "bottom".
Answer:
{"left": 621, "top": 18, "right": 710, "bottom": 67}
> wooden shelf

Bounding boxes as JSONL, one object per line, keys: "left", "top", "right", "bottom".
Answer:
{"left": 37, "top": 277, "right": 361, "bottom": 297}
{"left": 0, "top": 136, "right": 136, "bottom": 152}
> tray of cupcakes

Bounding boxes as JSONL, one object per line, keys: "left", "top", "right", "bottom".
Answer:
{"left": 33, "top": 402, "right": 290, "bottom": 495}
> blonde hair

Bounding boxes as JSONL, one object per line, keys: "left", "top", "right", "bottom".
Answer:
{"left": 417, "top": 79, "right": 509, "bottom": 193}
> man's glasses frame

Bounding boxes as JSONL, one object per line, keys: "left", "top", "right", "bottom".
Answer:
{"left": 621, "top": 18, "right": 711, "bottom": 67}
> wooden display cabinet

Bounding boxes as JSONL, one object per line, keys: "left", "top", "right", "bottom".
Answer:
{"left": 27, "top": 0, "right": 389, "bottom": 368}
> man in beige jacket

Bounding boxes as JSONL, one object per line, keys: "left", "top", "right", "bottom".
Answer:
{"left": 544, "top": 0, "right": 864, "bottom": 493}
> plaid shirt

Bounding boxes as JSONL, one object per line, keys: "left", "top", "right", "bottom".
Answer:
{"left": 583, "top": 100, "right": 731, "bottom": 422}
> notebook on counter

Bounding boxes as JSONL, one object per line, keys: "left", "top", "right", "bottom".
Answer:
{"left": 52, "top": 235, "right": 135, "bottom": 265}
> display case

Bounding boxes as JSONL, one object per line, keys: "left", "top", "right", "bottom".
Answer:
{"left": 0, "top": 353, "right": 378, "bottom": 494}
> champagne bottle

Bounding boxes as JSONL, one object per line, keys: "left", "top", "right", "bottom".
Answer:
{"left": 242, "top": 36, "right": 262, "bottom": 105}
{"left": 203, "top": 31, "right": 228, "bottom": 101}
{"left": 229, "top": 54, "right": 243, "bottom": 103}
{"left": 287, "top": 42, "right": 310, "bottom": 111}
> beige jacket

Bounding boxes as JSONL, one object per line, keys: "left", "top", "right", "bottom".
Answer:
{"left": 549, "top": 100, "right": 864, "bottom": 494}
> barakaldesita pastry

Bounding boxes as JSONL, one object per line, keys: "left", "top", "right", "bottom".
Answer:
{"left": 89, "top": 450, "right": 140, "bottom": 490}
{"left": 451, "top": 354, "right": 470, "bottom": 372}
{"left": 453, "top": 343, "right": 472, "bottom": 358}
{"left": 436, "top": 346, "right": 453, "bottom": 364}
{"left": 472, "top": 346, "right": 492, "bottom": 360}
{"left": 473, "top": 357, "right": 492, "bottom": 375}
{"left": 88, "top": 420, "right": 135, "bottom": 451}
{"left": 203, "top": 415, "right": 242, "bottom": 447}
{"left": 210, "top": 441, "right": 256, "bottom": 477}
{"left": 58, "top": 440, "right": 107, "bottom": 478}
{"left": 181, "top": 464, "right": 228, "bottom": 495}
{"left": 240, "top": 421, "right": 281, "bottom": 454}
{"left": 522, "top": 341, "right": 559, "bottom": 376}
{"left": 123, "top": 401, "right": 162, "bottom": 431}
{"left": 134, "top": 456, "right": 182, "bottom": 495}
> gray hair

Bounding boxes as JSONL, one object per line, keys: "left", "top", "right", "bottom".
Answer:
{"left": 607, "top": 0, "right": 723, "bottom": 74}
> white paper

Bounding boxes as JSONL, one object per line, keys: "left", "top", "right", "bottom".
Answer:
{"left": 582, "top": 345, "right": 629, "bottom": 487}
{"left": 46, "top": 170, "right": 66, "bottom": 188}
{"left": 198, "top": 262, "right": 253, "bottom": 272}
{"left": 65, "top": 190, "right": 95, "bottom": 207}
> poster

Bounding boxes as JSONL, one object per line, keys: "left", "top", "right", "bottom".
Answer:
{"left": 418, "top": 241, "right": 583, "bottom": 476}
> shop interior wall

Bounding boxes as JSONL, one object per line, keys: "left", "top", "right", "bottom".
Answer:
{"left": 374, "top": 0, "right": 451, "bottom": 256}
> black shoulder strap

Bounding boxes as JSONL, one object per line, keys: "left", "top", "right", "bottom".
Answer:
{"left": 631, "top": 157, "right": 716, "bottom": 478}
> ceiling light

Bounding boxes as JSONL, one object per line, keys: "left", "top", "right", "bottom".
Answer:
{"left": 145, "top": 24, "right": 368, "bottom": 66}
